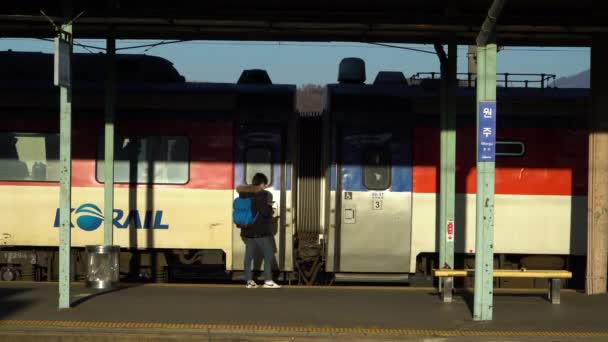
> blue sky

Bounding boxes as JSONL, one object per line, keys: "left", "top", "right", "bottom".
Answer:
{"left": 0, "top": 38, "right": 590, "bottom": 86}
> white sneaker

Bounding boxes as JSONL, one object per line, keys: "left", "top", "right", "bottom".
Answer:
{"left": 263, "top": 280, "right": 281, "bottom": 289}
{"left": 246, "top": 280, "right": 258, "bottom": 288}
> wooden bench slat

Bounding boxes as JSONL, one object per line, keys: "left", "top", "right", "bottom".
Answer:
{"left": 434, "top": 269, "right": 468, "bottom": 277}
{"left": 433, "top": 269, "right": 572, "bottom": 279}
{"left": 494, "top": 270, "right": 572, "bottom": 278}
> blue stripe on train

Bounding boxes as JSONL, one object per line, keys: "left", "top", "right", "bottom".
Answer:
{"left": 332, "top": 126, "right": 412, "bottom": 192}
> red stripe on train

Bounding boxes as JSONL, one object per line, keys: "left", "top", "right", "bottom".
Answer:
{"left": 0, "top": 118, "right": 235, "bottom": 190}
{"left": 1, "top": 119, "right": 589, "bottom": 195}
{"left": 412, "top": 127, "right": 588, "bottom": 196}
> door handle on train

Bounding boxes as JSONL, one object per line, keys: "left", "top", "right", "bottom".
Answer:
{"left": 209, "top": 223, "right": 221, "bottom": 228}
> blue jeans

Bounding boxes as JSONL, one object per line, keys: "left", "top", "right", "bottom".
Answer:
{"left": 244, "top": 236, "right": 274, "bottom": 281}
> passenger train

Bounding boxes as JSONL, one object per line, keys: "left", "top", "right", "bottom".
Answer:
{"left": 0, "top": 51, "right": 590, "bottom": 288}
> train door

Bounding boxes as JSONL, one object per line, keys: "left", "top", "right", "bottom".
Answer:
{"left": 335, "top": 125, "right": 412, "bottom": 273}
{"left": 232, "top": 124, "right": 293, "bottom": 275}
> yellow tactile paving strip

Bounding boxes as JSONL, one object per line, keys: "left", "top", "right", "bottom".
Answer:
{"left": 0, "top": 320, "right": 606, "bottom": 338}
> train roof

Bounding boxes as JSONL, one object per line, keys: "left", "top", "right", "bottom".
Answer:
{"left": 325, "top": 82, "right": 590, "bottom": 123}
{"left": 0, "top": 52, "right": 296, "bottom": 117}
{"left": 327, "top": 57, "right": 590, "bottom": 118}
{"left": 327, "top": 82, "right": 590, "bottom": 98}
{"left": 0, "top": 50, "right": 186, "bottom": 84}
{"left": 326, "top": 82, "right": 590, "bottom": 107}
{"left": 101, "top": 81, "right": 295, "bottom": 94}
{"left": 0, "top": 51, "right": 295, "bottom": 93}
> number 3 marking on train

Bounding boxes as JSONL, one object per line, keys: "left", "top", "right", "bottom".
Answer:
{"left": 373, "top": 199, "right": 383, "bottom": 210}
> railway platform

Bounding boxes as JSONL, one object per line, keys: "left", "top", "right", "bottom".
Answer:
{"left": 0, "top": 282, "right": 606, "bottom": 341}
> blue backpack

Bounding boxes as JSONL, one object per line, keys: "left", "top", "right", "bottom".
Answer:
{"left": 233, "top": 197, "right": 259, "bottom": 228}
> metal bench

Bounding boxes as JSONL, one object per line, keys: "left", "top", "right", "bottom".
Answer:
{"left": 433, "top": 269, "right": 573, "bottom": 304}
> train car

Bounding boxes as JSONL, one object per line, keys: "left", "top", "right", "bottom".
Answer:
{"left": 0, "top": 51, "right": 593, "bottom": 288}
{"left": 0, "top": 51, "right": 296, "bottom": 282}
{"left": 302, "top": 58, "right": 590, "bottom": 286}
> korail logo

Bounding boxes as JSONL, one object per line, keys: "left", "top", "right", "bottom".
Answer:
{"left": 75, "top": 204, "right": 104, "bottom": 231}
{"left": 53, "top": 203, "right": 169, "bottom": 231}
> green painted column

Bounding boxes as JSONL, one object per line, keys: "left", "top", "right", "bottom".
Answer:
{"left": 57, "top": 24, "right": 73, "bottom": 310}
{"left": 438, "top": 42, "right": 457, "bottom": 301}
{"left": 473, "top": 44, "right": 497, "bottom": 321}
{"left": 104, "top": 37, "right": 116, "bottom": 246}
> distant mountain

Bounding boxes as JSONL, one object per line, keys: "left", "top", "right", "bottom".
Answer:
{"left": 553, "top": 69, "right": 589, "bottom": 88}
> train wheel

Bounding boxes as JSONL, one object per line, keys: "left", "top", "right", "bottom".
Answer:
{"left": 0, "top": 267, "right": 20, "bottom": 281}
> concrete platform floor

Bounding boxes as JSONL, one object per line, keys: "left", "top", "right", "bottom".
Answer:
{"left": 0, "top": 282, "right": 607, "bottom": 341}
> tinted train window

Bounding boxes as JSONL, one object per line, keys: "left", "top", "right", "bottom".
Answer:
{"left": 0, "top": 132, "right": 59, "bottom": 182}
{"left": 96, "top": 136, "right": 189, "bottom": 184}
{"left": 245, "top": 147, "right": 272, "bottom": 185}
{"left": 363, "top": 148, "right": 391, "bottom": 190}
{"left": 496, "top": 141, "right": 525, "bottom": 156}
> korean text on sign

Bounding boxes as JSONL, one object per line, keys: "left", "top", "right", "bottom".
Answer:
{"left": 478, "top": 102, "right": 496, "bottom": 162}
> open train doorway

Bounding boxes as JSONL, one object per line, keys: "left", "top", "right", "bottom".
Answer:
{"left": 231, "top": 72, "right": 296, "bottom": 280}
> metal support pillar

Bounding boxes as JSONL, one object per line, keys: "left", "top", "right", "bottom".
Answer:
{"left": 550, "top": 279, "right": 562, "bottom": 304}
{"left": 436, "top": 42, "right": 457, "bottom": 302}
{"left": 104, "top": 36, "right": 116, "bottom": 246}
{"left": 57, "top": 23, "right": 73, "bottom": 310}
{"left": 586, "top": 38, "right": 608, "bottom": 295}
{"left": 473, "top": 43, "right": 497, "bottom": 321}
{"left": 472, "top": 0, "right": 505, "bottom": 321}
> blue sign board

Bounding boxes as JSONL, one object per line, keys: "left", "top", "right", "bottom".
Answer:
{"left": 478, "top": 101, "right": 496, "bottom": 162}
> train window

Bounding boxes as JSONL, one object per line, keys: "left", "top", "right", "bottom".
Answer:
{"left": 245, "top": 147, "right": 272, "bottom": 185}
{"left": 96, "top": 136, "right": 189, "bottom": 184}
{"left": 0, "top": 132, "right": 59, "bottom": 182}
{"left": 496, "top": 141, "right": 525, "bottom": 157}
{"left": 363, "top": 148, "right": 391, "bottom": 190}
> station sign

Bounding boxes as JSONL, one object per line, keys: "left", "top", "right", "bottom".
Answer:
{"left": 54, "top": 31, "right": 72, "bottom": 88}
{"left": 478, "top": 101, "right": 496, "bottom": 162}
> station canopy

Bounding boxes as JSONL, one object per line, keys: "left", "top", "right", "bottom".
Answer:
{"left": 0, "top": 1, "right": 605, "bottom": 46}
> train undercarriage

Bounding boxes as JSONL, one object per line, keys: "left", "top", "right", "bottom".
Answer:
{"left": 0, "top": 246, "right": 585, "bottom": 290}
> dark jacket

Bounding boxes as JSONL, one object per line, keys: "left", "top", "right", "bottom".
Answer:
{"left": 236, "top": 185, "right": 273, "bottom": 238}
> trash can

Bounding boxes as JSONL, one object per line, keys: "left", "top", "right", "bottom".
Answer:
{"left": 85, "top": 245, "right": 119, "bottom": 290}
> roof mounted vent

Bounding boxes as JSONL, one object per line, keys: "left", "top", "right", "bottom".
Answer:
{"left": 237, "top": 69, "right": 272, "bottom": 84}
{"left": 373, "top": 71, "right": 408, "bottom": 85}
{"left": 338, "top": 57, "right": 366, "bottom": 84}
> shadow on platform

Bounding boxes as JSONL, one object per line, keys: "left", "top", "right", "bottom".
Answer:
{"left": 0, "top": 287, "right": 33, "bottom": 320}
